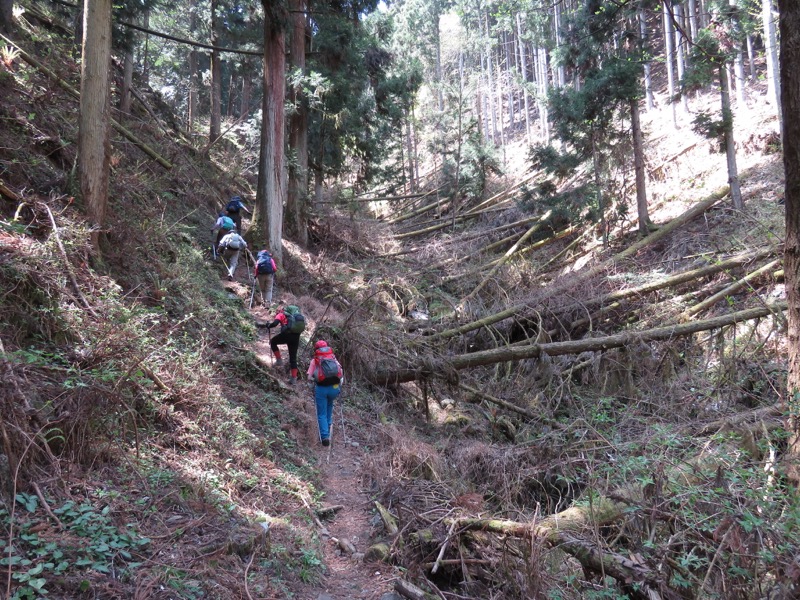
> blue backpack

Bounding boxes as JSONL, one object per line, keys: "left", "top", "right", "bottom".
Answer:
{"left": 226, "top": 197, "right": 243, "bottom": 213}
{"left": 221, "top": 216, "right": 235, "bottom": 230}
{"left": 256, "top": 250, "right": 276, "bottom": 275}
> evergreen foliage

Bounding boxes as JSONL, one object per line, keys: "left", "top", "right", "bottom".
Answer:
{"left": 531, "top": 0, "right": 644, "bottom": 227}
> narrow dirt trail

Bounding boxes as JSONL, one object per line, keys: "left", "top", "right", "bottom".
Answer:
{"left": 243, "top": 294, "right": 398, "bottom": 600}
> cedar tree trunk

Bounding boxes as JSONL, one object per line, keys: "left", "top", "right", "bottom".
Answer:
{"left": 779, "top": 0, "right": 800, "bottom": 481}
{"left": 120, "top": 48, "right": 133, "bottom": 115}
{"left": 253, "top": 2, "right": 287, "bottom": 262}
{"left": 719, "top": 63, "right": 743, "bottom": 209}
{"left": 78, "top": 0, "right": 112, "bottom": 252}
{"left": 631, "top": 98, "right": 650, "bottom": 234}
{"left": 209, "top": 0, "right": 222, "bottom": 142}
{"left": 0, "top": 0, "right": 14, "bottom": 35}
{"left": 286, "top": 0, "right": 308, "bottom": 246}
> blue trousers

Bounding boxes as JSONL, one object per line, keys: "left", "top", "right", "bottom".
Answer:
{"left": 314, "top": 384, "right": 341, "bottom": 440}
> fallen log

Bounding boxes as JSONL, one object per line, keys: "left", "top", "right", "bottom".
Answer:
{"left": 459, "top": 171, "right": 538, "bottom": 216}
{"left": 556, "top": 534, "right": 666, "bottom": 600}
{"left": 456, "top": 494, "right": 627, "bottom": 542}
{"left": 318, "top": 192, "right": 428, "bottom": 204}
{"left": 430, "top": 186, "right": 730, "bottom": 342}
{"left": 384, "top": 187, "right": 445, "bottom": 224}
{"left": 441, "top": 224, "right": 579, "bottom": 285}
{"left": 687, "top": 404, "right": 782, "bottom": 436}
{"left": 431, "top": 214, "right": 557, "bottom": 268}
{"left": 681, "top": 258, "right": 781, "bottom": 319}
{"left": 459, "top": 211, "right": 554, "bottom": 304}
{"left": 559, "top": 247, "right": 776, "bottom": 319}
{"left": 394, "top": 206, "right": 508, "bottom": 240}
{"left": 394, "top": 579, "right": 428, "bottom": 600}
{"left": 458, "top": 382, "right": 545, "bottom": 423}
{"left": 540, "top": 248, "right": 777, "bottom": 339}
{"left": 370, "top": 301, "right": 786, "bottom": 385}
{"left": 0, "top": 179, "right": 21, "bottom": 202}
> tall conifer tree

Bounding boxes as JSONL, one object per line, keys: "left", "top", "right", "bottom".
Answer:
{"left": 79, "top": 0, "right": 112, "bottom": 252}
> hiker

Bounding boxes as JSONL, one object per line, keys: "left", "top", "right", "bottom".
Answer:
{"left": 307, "top": 340, "right": 344, "bottom": 447}
{"left": 253, "top": 248, "right": 277, "bottom": 307}
{"left": 218, "top": 229, "right": 248, "bottom": 281}
{"left": 225, "top": 195, "right": 251, "bottom": 233}
{"left": 260, "top": 304, "right": 306, "bottom": 383}
{"left": 210, "top": 212, "right": 236, "bottom": 249}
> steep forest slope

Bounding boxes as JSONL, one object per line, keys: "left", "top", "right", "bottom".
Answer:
{"left": 1, "top": 5, "right": 797, "bottom": 600}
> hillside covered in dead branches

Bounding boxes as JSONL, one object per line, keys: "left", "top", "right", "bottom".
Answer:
{"left": 1, "top": 1, "right": 797, "bottom": 600}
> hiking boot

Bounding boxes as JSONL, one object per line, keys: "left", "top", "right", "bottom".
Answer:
{"left": 321, "top": 438, "right": 330, "bottom": 447}
{"left": 274, "top": 358, "right": 284, "bottom": 367}
{"left": 227, "top": 274, "right": 233, "bottom": 281}
{"left": 287, "top": 376, "right": 297, "bottom": 385}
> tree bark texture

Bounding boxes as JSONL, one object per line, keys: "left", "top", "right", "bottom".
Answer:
{"left": 286, "top": 0, "right": 308, "bottom": 246}
{"left": 78, "top": 0, "right": 112, "bottom": 251}
{"left": 120, "top": 48, "right": 133, "bottom": 115}
{"left": 405, "top": 113, "right": 416, "bottom": 193}
{"left": 0, "top": 0, "right": 12, "bottom": 34}
{"left": 253, "top": 3, "right": 287, "bottom": 262}
{"left": 729, "top": 0, "right": 747, "bottom": 105}
{"left": 187, "top": 0, "right": 199, "bottom": 130}
{"left": 663, "top": 2, "right": 678, "bottom": 128}
{"left": 240, "top": 73, "right": 251, "bottom": 118}
{"left": 674, "top": 3, "right": 689, "bottom": 112}
{"left": 764, "top": 0, "right": 782, "bottom": 129}
{"left": 719, "top": 65, "right": 743, "bottom": 209}
{"left": 638, "top": 8, "right": 654, "bottom": 111}
{"left": 188, "top": 49, "right": 198, "bottom": 130}
{"left": 631, "top": 98, "right": 650, "bottom": 234}
{"left": 779, "top": 0, "right": 800, "bottom": 481}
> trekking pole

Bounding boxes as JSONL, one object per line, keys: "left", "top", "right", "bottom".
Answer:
{"left": 211, "top": 242, "right": 217, "bottom": 261}
{"left": 246, "top": 253, "right": 257, "bottom": 308}
{"left": 338, "top": 390, "right": 347, "bottom": 445}
{"left": 267, "top": 325, "right": 273, "bottom": 367}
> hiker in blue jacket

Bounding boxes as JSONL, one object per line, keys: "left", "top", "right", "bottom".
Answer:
{"left": 225, "top": 195, "right": 251, "bottom": 233}
{"left": 211, "top": 212, "right": 236, "bottom": 249}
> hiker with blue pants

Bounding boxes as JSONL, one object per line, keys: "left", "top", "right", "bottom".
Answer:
{"left": 307, "top": 340, "right": 344, "bottom": 447}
